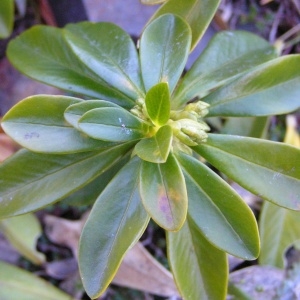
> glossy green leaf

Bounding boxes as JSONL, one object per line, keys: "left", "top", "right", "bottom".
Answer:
{"left": 1, "top": 95, "right": 115, "bottom": 153}
{"left": 0, "top": 143, "right": 132, "bottom": 218}
{"left": 140, "top": 153, "right": 187, "bottom": 231}
{"left": 194, "top": 134, "right": 300, "bottom": 210}
{"left": 135, "top": 125, "right": 173, "bottom": 163}
{"left": 0, "top": 213, "right": 45, "bottom": 265}
{"left": 78, "top": 107, "right": 150, "bottom": 142}
{"left": 167, "top": 217, "right": 228, "bottom": 300}
{"left": 221, "top": 117, "right": 270, "bottom": 138}
{"left": 0, "top": 261, "right": 72, "bottom": 300}
{"left": 64, "top": 22, "right": 145, "bottom": 100}
{"left": 145, "top": 82, "right": 170, "bottom": 126}
{"left": 173, "top": 31, "right": 277, "bottom": 107}
{"left": 149, "top": 0, "right": 220, "bottom": 50}
{"left": 64, "top": 100, "right": 119, "bottom": 129}
{"left": 205, "top": 55, "right": 300, "bottom": 116}
{"left": 140, "top": 14, "right": 191, "bottom": 93}
{"left": 259, "top": 201, "right": 300, "bottom": 268}
{"left": 62, "top": 155, "right": 129, "bottom": 206}
{"left": 177, "top": 151, "right": 259, "bottom": 259}
{"left": 79, "top": 156, "right": 150, "bottom": 299}
{"left": 0, "top": 0, "right": 14, "bottom": 38}
{"left": 7, "top": 26, "right": 135, "bottom": 107}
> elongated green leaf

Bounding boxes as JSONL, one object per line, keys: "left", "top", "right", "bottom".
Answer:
{"left": 140, "top": 14, "right": 191, "bottom": 93}
{"left": 194, "top": 134, "right": 300, "bottom": 210}
{"left": 0, "top": 143, "right": 132, "bottom": 218}
{"left": 7, "top": 26, "right": 135, "bottom": 107}
{"left": 62, "top": 155, "right": 129, "bottom": 206}
{"left": 173, "top": 31, "right": 277, "bottom": 107}
{"left": 64, "top": 100, "right": 119, "bottom": 129}
{"left": 0, "top": 0, "right": 14, "bottom": 38}
{"left": 205, "top": 55, "right": 300, "bottom": 116}
{"left": 135, "top": 125, "right": 173, "bottom": 163}
{"left": 0, "top": 213, "right": 45, "bottom": 265}
{"left": 149, "top": 0, "right": 220, "bottom": 50}
{"left": 1, "top": 95, "right": 114, "bottom": 153}
{"left": 78, "top": 107, "right": 150, "bottom": 142}
{"left": 145, "top": 82, "right": 170, "bottom": 126}
{"left": 259, "top": 201, "right": 300, "bottom": 268}
{"left": 64, "top": 22, "right": 145, "bottom": 100}
{"left": 140, "top": 153, "right": 187, "bottom": 231}
{"left": 167, "top": 217, "right": 228, "bottom": 300}
{"left": 221, "top": 117, "right": 270, "bottom": 139}
{"left": 79, "top": 156, "right": 150, "bottom": 299}
{"left": 177, "top": 151, "right": 259, "bottom": 259}
{"left": 0, "top": 261, "right": 72, "bottom": 300}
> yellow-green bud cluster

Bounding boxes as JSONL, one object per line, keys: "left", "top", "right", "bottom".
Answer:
{"left": 130, "top": 98, "right": 150, "bottom": 122}
{"left": 169, "top": 101, "right": 210, "bottom": 146}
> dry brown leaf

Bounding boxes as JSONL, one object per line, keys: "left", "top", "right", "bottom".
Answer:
{"left": 44, "top": 214, "right": 179, "bottom": 297}
{"left": 230, "top": 265, "right": 284, "bottom": 299}
{"left": 114, "top": 242, "right": 179, "bottom": 297}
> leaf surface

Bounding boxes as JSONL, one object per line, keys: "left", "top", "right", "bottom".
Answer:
{"left": 0, "top": 261, "right": 71, "bottom": 300}
{"left": 259, "top": 201, "right": 300, "bottom": 268}
{"left": 135, "top": 125, "right": 172, "bottom": 163}
{"left": 7, "top": 26, "right": 135, "bottom": 107}
{"left": 0, "top": 213, "right": 45, "bottom": 265}
{"left": 167, "top": 218, "right": 228, "bottom": 300}
{"left": 78, "top": 107, "right": 149, "bottom": 142}
{"left": 64, "top": 100, "right": 119, "bottom": 129}
{"left": 149, "top": 0, "right": 220, "bottom": 50}
{"left": 79, "top": 156, "right": 149, "bottom": 299}
{"left": 140, "top": 153, "right": 187, "bottom": 231}
{"left": 145, "top": 82, "right": 170, "bottom": 126}
{"left": 194, "top": 134, "right": 300, "bottom": 210}
{"left": 2, "top": 95, "right": 113, "bottom": 153}
{"left": 64, "top": 22, "right": 145, "bottom": 100}
{"left": 140, "top": 14, "right": 191, "bottom": 93}
{"left": 0, "top": 143, "right": 132, "bottom": 218}
{"left": 205, "top": 55, "right": 300, "bottom": 116}
{"left": 173, "top": 30, "right": 277, "bottom": 107}
{"left": 0, "top": 0, "right": 14, "bottom": 38}
{"left": 177, "top": 151, "right": 259, "bottom": 259}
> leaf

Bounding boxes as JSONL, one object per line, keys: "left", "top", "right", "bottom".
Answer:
{"left": 0, "top": 213, "right": 45, "bottom": 265}
{"left": 145, "top": 82, "right": 170, "bottom": 126}
{"left": 0, "top": 0, "right": 14, "bottom": 38}
{"left": 0, "top": 261, "right": 72, "bottom": 299}
{"left": 205, "top": 55, "right": 300, "bottom": 117}
{"left": 113, "top": 242, "right": 179, "bottom": 297}
{"left": 0, "top": 143, "right": 132, "bottom": 218}
{"left": 134, "top": 125, "right": 173, "bottom": 163}
{"left": 194, "top": 134, "right": 300, "bottom": 210}
{"left": 64, "top": 100, "right": 119, "bottom": 129}
{"left": 140, "top": 153, "right": 187, "bottom": 231}
{"left": 79, "top": 156, "right": 150, "bottom": 299}
{"left": 64, "top": 22, "right": 145, "bottom": 101}
{"left": 149, "top": 0, "right": 221, "bottom": 51}
{"left": 62, "top": 155, "right": 129, "bottom": 206}
{"left": 140, "top": 14, "right": 191, "bottom": 93}
{"left": 167, "top": 217, "right": 228, "bottom": 300}
{"left": 7, "top": 26, "right": 135, "bottom": 107}
{"left": 1, "top": 95, "right": 115, "bottom": 153}
{"left": 177, "top": 151, "right": 260, "bottom": 259}
{"left": 78, "top": 107, "right": 150, "bottom": 142}
{"left": 173, "top": 30, "right": 277, "bottom": 107}
{"left": 259, "top": 201, "right": 300, "bottom": 268}
{"left": 221, "top": 117, "right": 270, "bottom": 138}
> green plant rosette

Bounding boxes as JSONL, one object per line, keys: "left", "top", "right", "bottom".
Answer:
{"left": 1, "top": 9, "right": 300, "bottom": 300}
